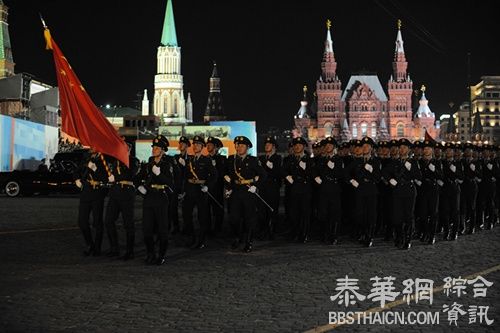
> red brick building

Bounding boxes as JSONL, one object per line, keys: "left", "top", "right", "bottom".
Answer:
{"left": 293, "top": 21, "right": 440, "bottom": 143}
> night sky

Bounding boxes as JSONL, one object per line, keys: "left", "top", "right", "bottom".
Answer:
{"left": 6, "top": 0, "right": 500, "bottom": 132}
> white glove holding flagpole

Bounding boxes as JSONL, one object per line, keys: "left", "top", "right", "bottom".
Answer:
{"left": 108, "top": 174, "right": 115, "bottom": 183}
{"left": 327, "top": 161, "right": 335, "bottom": 169}
{"left": 75, "top": 179, "right": 82, "bottom": 189}
{"left": 248, "top": 185, "right": 257, "bottom": 193}
{"left": 405, "top": 161, "right": 412, "bottom": 171}
{"left": 138, "top": 185, "right": 147, "bottom": 195}
{"left": 87, "top": 161, "right": 97, "bottom": 172}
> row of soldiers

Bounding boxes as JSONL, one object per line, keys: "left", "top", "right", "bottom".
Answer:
{"left": 74, "top": 134, "right": 499, "bottom": 265}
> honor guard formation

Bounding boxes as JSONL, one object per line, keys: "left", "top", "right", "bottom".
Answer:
{"left": 74, "top": 135, "right": 500, "bottom": 265}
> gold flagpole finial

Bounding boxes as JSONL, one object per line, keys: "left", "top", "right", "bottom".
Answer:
{"left": 326, "top": 19, "right": 332, "bottom": 30}
{"left": 397, "top": 19, "right": 402, "bottom": 30}
{"left": 421, "top": 85, "right": 426, "bottom": 92}
{"left": 303, "top": 85, "right": 308, "bottom": 93}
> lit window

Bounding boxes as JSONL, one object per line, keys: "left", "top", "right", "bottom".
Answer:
{"left": 397, "top": 123, "right": 404, "bottom": 137}
{"left": 371, "top": 122, "right": 377, "bottom": 138}
{"left": 352, "top": 123, "right": 358, "bottom": 138}
{"left": 361, "top": 123, "right": 368, "bottom": 136}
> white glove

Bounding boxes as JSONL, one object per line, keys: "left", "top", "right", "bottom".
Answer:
{"left": 75, "top": 179, "right": 82, "bottom": 189}
{"left": 286, "top": 175, "right": 294, "bottom": 184}
{"left": 178, "top": 158, "right": 185, "bottom": 166}
{"left": 405, "top": 161, "right": 412, "bottom": 171}
{"left": 437, "top": 180, "right": 444, "bottom": 187}
{"left": 248, "top": 185, "right": 257, "bottom": 193}
{"left": 299, "top": 161, "right": 306, "bottom": 170}
{"left": 450, "top": 164, "right": 456, "bottom": 173}
{"left": 493, "top": 177, "right": 497, "bottom": 182}
{"left": 224, "top": 175, "right": 231, "bottom": 183}
{"left": 178, "top": 193, "right": 185, "bottom": 200}
{"left": 152, "top": 165, "right": 161, "bottom": 176}
{"left": 415, "top": 180, "right": 422, "bottom": 186}
{"left": 429, "top": 163, "right": 435, "bottom": 172}
{"left": 470, "top": 164, "right": 476, "bottom": 171}
{"left": 389, "top": 178, "right": 398, "bottom": 186}
{"left": 201, "top": 186, "right": 208, "bottom": 193}
{"left": 475, "top": 177, "right": 482, "bottom": 183}
{"left": 457, "top": 179, "right": 463, "bottom": 184}
{"left": 327, "top": 161, "right": 335, "bottom": 169}
{"left": 266, "top": 161, "right": 273, "bottom": 169}
{"left": 87, "top": 161, "right": 97, "bottom": 172}
{"left": 364, "top": 164, "right": 373, "bottom": 173}
{"left": 487, "top": 163, "right": 493, "bottom": 170}
{"left": 138, "top": 185, "right": 147, "bottom": 195}
{"left": 224, "top": 189, "right": 232, "bottom": 198}
{"left": 350, "top": 179, "right": 359, "bottom": 188}
{"left": 315, "top": 176, "right": 322, "bottom": 184}
{"left": 108, "top": 174, "right": 115, "bottom": 183}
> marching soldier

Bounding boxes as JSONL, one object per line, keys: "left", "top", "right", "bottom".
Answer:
{"left": 345, "top": 137, "right": 381, "bottom": 247}
{"left": 441, "top": 142, "right": 464, "bottom": 240}
{"left": 172, "top": 136, "right": 191, "bottom": 234}
{"left": 314, "top": 137, "right": 344, "bottom": 244}
{"left": 382, "top": 138, "right": 421, "bottom": 249}
{"left": 283, "top": 142, "right": 294, "bottom": 227}
{"left": 416, "top": 140, "right": 443, "bottom": 244}
{"left": 461, "top": 143, "right": 481, "bottom": 234}
{"left": 283, "top": 137, "right": 314, "bottom": 243}
{"left": 376, "top": 141, "right": 392, "bottom": 240}
{"left": 478, "top": 145, "right": 498, "bottom": 230}
{"left": 225, "top": 136, "right": 266, "bottom": 252}
{"left": 137, "top": 135, "right": 175, "bottom": 265}
{"left": 206, "top": 137, "right": 226, "bottom": 235}
{"left": 104, "top": 144, "right": 140, "bottom": 260}
{"left": 181, "top": 136, "right": 217, "bottom": 249}
{"left": 258, "top": 136, "right": 282, "bottom": 240}
{"left": 74, "top": 149, "right": 109, "bottom": 256}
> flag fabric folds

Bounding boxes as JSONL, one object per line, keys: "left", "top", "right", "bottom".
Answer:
{"left": 44, "top": 28, "right": 129, "bottom": 167}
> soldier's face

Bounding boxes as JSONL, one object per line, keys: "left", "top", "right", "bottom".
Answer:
{"left": 237, "top": 143, "right": 249, "bottom": 155}
{"left": 354, "top": 146, "right": 363, "bottom": 156}
{"left": 325, "top": 143, "right": 335, "bottom": 154}
{"left": 207, "top": 143, "right": 215, "bottom": 154}
{"left": 414, "top": 147, "right": 422, "bottom": 156}
{"left": 399, "top": 145, "right": 409, "bottom": 156}
{"left": 178, "top": 142, "right": 187, "bottom": 152}
{"left": 362, "top": 143, "right": 372, "bottom": 155}
{"left": 293, "top": 143, "right": 304, "bottom": 154}
{"left": 152, "top": 146, "right": 163, "bottom": 157}
{"left": 464, "top": 149, "right": 472, "bottom": 158}
{"left": 445, "top": 148, "right": 454, "bottom": 159}
{"left": 423, "top": 147, "right": 433, "bottom": 158}
{"left": 381, "top": 147, "right": 390, "bottom": 157}
{"left": 265, "top": 143, "right": 274, "bottom": 153}
{"left": 390, "top": 147, "right": 399, "bottom": 157}
{"left": 193, "top": 143, "right": 203, "bottom": 154}
{"left": 435, "top": 148, "right": 442, "bottom": 158}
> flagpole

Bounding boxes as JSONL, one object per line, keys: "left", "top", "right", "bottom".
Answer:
{"left": 39, "top": 13, "right": 47, "bottom": 29}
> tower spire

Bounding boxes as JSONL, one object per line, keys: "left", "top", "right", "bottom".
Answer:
{"left": 321, "top": 18, "right": 337, "bottom": 81}
{"left": 204, "top": 61, "right": 225, "bottom": 122}
{"left": 0, "top": 0, "right": 15, "bottom": 78}
{"left": 392, "top": 19, "right": 407, "bottom": 82}
{"left": 161, "top": 0, "right": 178, "bottom": 46}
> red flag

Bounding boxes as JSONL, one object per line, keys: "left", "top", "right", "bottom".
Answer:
{"left": 424, "top": 129, "right": 435, "bottom": 143}
{"left": 43, "top": 28, "right": 129, "bottom": 167}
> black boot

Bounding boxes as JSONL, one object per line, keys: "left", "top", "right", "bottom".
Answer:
{"left": 243, "top": 231, "right": 253, "bottom": 253}
{"left": 122, "top": 232, "right": 135, "bottom": 261}
{"left": 156, "top": 238, "right": 168, "bottom": 265}
{"left": 83, "top": 242, "right": 94, "bottom": 256}
{"left": 93, "top": 229, "right": 103, "bottom": 256}
{"left": 231, "top": 238, "right": 241, "bottom": 250}
{"left": 144, "top": 237, "right": 156, "bottom": 265}
{"left": 106, "top": 228, "right": 120, "bottom": 257}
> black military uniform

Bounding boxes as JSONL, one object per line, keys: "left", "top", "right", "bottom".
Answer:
{"left": 461, "top": 143, "right": 482, "bottom": 234}
{"left": 258, "top": 136, "right": 282, "bottom": 240}
{"left": 207, "top": 137, "right": 227, "bottom": 235}
{"left": 225, "top": 136, "right": 266, "bottom": 252}
{"left": 441, "top": 142, "right": 464, "bottom": 240}
{"left": 478, "top": 145, "right": 499, "bottom": 229}
{"left": 382, "top": 139, "right": 422, "bottom": 249}
{"left": 181, "top": 136, "right": 217, "bottom": 249}
{"left": 345, "top": 137, "right": 381, "bottom": 247}
{"left": 173, "top": 136, "right": 191, "bottom": 234}
{"left": 314, "top": 137, "right": 344, "bottom": 244}
{"left": 138, "top": 135, "right": 175, "bottom": 265}
{"left": 415, "top": 140, "right": 443, "bottom": 245}
{"left": 375, "top": 141, "right": 392, "bottom": 240}
{"left": 282, "top": 137, "right": 314, "bottom": 243}
{"left": 283, "top": 142, "right": 294, "bottom": 227}
{"left": 104, "top": 151, "right": 140, "bottom": 260}
{"left": 75, "top": 151, "right": 109, "bottom": 256}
